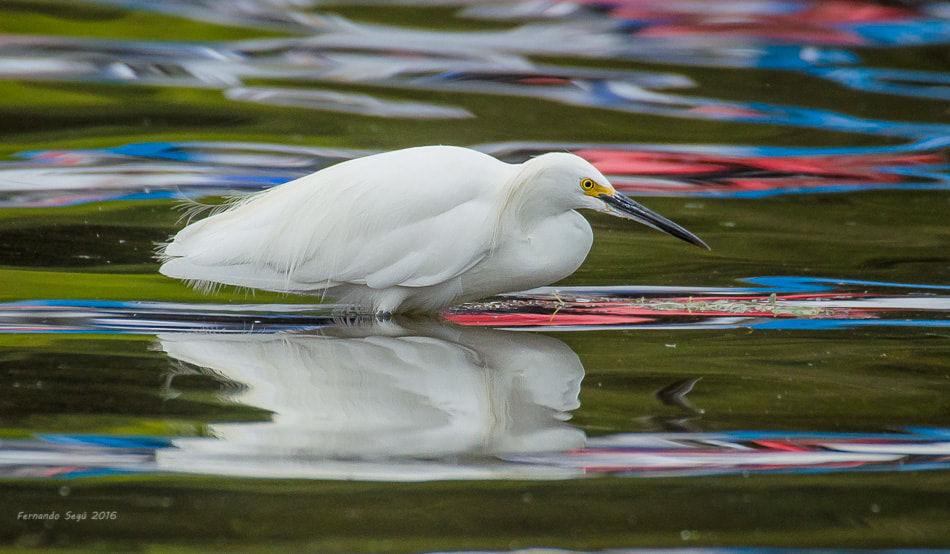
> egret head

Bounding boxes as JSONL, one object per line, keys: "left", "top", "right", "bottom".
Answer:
{"left": 524, "top": 153, "right": 710, "bottom": 250}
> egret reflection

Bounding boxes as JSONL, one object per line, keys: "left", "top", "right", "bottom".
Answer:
{"left": 156, "top": 319, "right": 586, "bottom": 479}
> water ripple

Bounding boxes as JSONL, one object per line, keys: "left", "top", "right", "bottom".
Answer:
{"left": 2, "top": 138, "right": 948, "bottom": 207}
{"left": 2, "top": 277, "right": 948, "bottom": 333}
{"left": 3, "top": 427, "right": 947, "bottom": 481}
{"left": 1, "top": 1, "right": 948, "bottom": 150}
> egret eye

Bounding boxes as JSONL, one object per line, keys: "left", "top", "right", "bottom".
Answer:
{"left": 581, "top": 178, "right": 595, "bottom": 191}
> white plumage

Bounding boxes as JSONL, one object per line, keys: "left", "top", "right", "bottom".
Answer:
{"left": 159, "top": 145, "right": 707, "bottom": 313}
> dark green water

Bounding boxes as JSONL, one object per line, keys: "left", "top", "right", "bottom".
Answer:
{"left": 1, "top": 1, "right": 949, "bottom": 551}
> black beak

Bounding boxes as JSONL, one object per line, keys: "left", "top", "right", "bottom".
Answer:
{"left": 600, "top": 193, "right": 710, "bottom": 250}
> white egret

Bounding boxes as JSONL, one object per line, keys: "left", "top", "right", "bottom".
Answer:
{"left": 158, "top": 145, "right": 708, "bottom": 313}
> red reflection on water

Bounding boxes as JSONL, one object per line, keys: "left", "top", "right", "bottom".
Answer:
{"left": 576, "top": 148, "right": 943, "bottom": 194}
{"left": 579, "top": 0, "right": 915, "bottom": 46}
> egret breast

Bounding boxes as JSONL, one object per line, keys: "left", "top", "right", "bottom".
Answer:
{"left": 459, "top": 209, "right": 594, "bottom": 299}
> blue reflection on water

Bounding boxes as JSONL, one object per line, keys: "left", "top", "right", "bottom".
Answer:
{"left": 742, "top": 276, "right": 950, "bottom": 292}
{"left": 809, "top": 67, "right": 950, "bottom": 100}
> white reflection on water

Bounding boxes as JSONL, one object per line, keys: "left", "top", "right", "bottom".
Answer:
{"left": 225, "top": 86, "right": 473, "bottom": 118}
{"left": 156, "top": 320, "right": 586, "bottom": 480}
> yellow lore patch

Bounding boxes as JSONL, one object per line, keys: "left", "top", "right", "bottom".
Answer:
{"left": 581, "top": 178, "right": 613, "bottom": 197}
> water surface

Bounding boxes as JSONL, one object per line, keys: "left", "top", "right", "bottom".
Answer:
{"left": 1, "top": 0, "right": 949, "bottom": 551}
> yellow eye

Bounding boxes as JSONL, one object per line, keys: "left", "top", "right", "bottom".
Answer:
{"left": 581, "top": 178, "right": 595, "bottom": 191}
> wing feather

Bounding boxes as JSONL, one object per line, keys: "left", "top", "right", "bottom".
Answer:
{"left": 159, "top": 146, "right": 511, "bottom": 292}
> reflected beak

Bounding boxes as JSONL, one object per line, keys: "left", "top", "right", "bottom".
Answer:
{"left": 599, "top": 193, "right": 710, "bottom": 250}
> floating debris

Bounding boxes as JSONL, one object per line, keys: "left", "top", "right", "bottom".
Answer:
{"left": 627, "top": 293, "right": 834, "bottom": 317}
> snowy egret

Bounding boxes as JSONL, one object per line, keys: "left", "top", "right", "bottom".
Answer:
{"left": 158, "top": 145, "right": 708, "bottom": 313}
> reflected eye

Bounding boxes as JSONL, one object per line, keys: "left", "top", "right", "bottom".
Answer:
{"left": 581, "top": 178, "right": 595, "bottom": 191}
